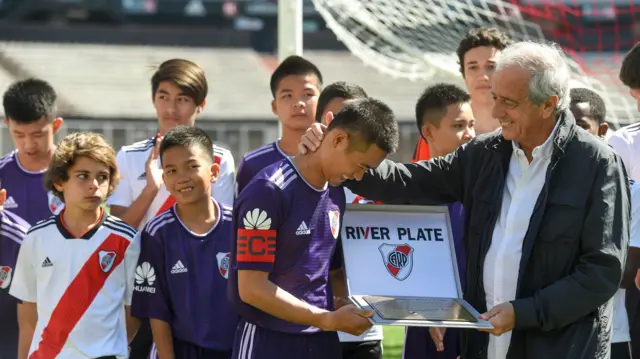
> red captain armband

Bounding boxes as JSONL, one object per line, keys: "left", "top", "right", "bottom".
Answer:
{"left": 237, "top": 229, "right": 277, "bottom": 263}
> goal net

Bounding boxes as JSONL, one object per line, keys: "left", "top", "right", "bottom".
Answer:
{"left": 311, "top": 0, "right": 639, "bottom": 128}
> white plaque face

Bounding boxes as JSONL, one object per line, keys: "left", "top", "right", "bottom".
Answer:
{"left": 341, "top": 204, "right": 460, "bottom": 298}
{"left": 340, "top": 204, "right": 493, "bottom": 329}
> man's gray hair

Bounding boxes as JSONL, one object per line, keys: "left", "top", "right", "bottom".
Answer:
{"left": 495, "top": 41, "right": 571, "bottom": 112}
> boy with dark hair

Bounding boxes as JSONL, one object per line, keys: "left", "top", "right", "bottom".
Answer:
{"left": 10, "top": 132, "right": 140, "bottom": 359}
{"left": 403, "top": 83, "right": 475, "bottom": 359}
{"left": 0, "top": 78, "right": 65, "bottom": 359}
{"left": 107, "top": 59, "right": 235, "bottom": 358}
{"left": 235, "top": 55, "right": 322, "bottom": 196}
{"left": 108, "top": 58, "right": 235, "bottom": 230}
{"left": 315, "top": 81, "right": 368, "bottom": 123}
{"left": 608, "top": 42, "right": 640, "bottom": 183}
{"left": 132, "top": 126, "right": 237, "bottom": 359}
{"left": 570, "top": 88, "right": 608, "bottom": 137}
{"left": 316, "top": 81, "right": 384, "bottom": 359}
{"left": 619, "top": 41, "right": 640, "bottom": 102}
{"left": 1, "top": 78, "right": 65, "bottom": 224}
{"left": 229, "top": 98, "right": 399, "bottom": 359}
{"left": 571, "top": 88, "right": 638, "bottom": 359}
{"left": 413, "top": 27, "right": 510, "bottom": 161}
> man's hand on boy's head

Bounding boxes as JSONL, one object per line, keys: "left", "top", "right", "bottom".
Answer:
{"left": 298, "top": 123, "right": 327, "bottom": 155}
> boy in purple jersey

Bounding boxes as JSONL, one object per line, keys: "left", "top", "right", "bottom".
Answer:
{"left": 235, "top": 55, "right": 322, "bottom": 196}
{"left": 0, "top": 210, "right": 30, "bottom": 359}
{"left": 402, "top": 84, "right": 475, "bottom": 359}
{"left": 0, "top": 78, "right": 64, "bottom": 359}
{"left": 0, "top": 78, "right": 65, "bottom": 224}
{"left": 229, "top": 98, "right": 399, "bottom": 359}
{"left": 131, "top": 126, "right": 237, "bottom": 359}
{"left": 317, "top": 82, "right": 387, "bottom": 359}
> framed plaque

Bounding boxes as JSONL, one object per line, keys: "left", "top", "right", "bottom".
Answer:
{"left": 341, "top": 204, "right": 493, "bottom": 329}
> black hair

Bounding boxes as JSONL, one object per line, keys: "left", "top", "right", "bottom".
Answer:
{"left": 415, "top": 83, "right": 471, "bottom": 133}
{"left": 3, "top": 78, "right": 57, "bottom": 124}
{"left": 620, "top": 42, "right": 640, "bottom": 89}
{"left": 269, "top": 55, "right": 323, "bottom": 97}
{"left": 159, "top": 125, "right": 214, "bottom": 164}
{"left": 315, "top": 81, "right": 368, "bottom": 123}
{"left": 326, "top": 98, "right": 399, "bottom": 154}
{"left": 570, "top": 88, "right": 607, "bottom": 125}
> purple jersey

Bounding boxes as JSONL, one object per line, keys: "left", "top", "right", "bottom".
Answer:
{"left": 0, "top": 210, "right": 30, "bottom": 359}
{"left": 229, "top": 158, "right": 346, "bottom": 334}
{"left": 0, "top": 151, "right": 64, "bottom": 225}
{"left": 131, "top": 200, "right": 238, "bottom": 352}
{"left": 235, "top": 142, "right": 287, "bottom": 197}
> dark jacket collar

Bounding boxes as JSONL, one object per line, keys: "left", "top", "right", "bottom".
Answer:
{"left": 485, "top": 109, "right": 576, "bottom": 156}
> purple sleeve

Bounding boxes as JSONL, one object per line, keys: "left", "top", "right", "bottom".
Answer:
{"left": 235, "top": 180, "right": 283, "bottom": 273}
{"left": 0, "top": 211, "right": 28, "bottom": 293}
{"left": 131, "top": 229, "right": 171, "bottom": 323}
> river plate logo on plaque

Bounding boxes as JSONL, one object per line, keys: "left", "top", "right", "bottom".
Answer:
{"left": 379, "top": 243, "right": 414, "bottom": 281}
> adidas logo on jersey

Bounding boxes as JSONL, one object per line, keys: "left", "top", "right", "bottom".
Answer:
{"left": 296, "top": 221, "right": 311, "bottom": 235}
{"left": 3, "top": 196, "right": 17, "bottom": 209}
{"left": 41, "top": 257, "right": 53, "bottom": 268}
{"left": 137, "top": 172, "right": 147, "bottom": 180}
{"left": 170, "top": 260, "right": 188, "bottom": 274}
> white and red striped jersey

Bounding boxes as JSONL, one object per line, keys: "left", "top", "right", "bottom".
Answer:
{"left": 608, "top": 123, "right": 640, "bottom": 182}
{"left": 106, "top": 136, "right": 235, "bottom": 230}
{"left": 9, "top": 211, "right": 140, "bottom": 359}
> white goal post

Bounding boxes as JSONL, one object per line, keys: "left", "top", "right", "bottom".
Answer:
{"left": 276, "top": 0, "right": 304, "bottom": 138}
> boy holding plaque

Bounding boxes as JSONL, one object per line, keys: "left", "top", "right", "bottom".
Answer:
{"left": 402, "top": 84, "right": 476, "bottom": 359}
{"left": 228, "top": 98, "right": 399, "bottom": 359}
{"left": 317, "top": 82, "right": 386, "bottom": 359}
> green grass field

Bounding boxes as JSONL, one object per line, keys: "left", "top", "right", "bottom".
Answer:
{"left": 382, "top": 326, "right": 405, "bottom": 359}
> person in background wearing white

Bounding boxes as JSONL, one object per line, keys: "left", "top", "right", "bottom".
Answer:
{"left": 608, "top": 41, "right": 640, "bottom": 359}
{"left": 570, "top": 87, "right": 639, "bottom": 359}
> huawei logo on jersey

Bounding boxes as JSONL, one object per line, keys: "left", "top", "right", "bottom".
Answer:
{"left": 243, "top": 208, "right": 272, "bottom": 230}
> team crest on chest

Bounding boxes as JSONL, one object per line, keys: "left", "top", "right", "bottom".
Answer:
{"left": 216, "top": 252, "right": 231, "bottom": 279}
{"left": 328, "top": 210, "right": 340, "bottom": 239}
{"left": 98, "top": 250, "right": 117, "bottom": 273}
{"left": 379, "top": 244, "right": 414, "bottom": 281}
{"left": 0, "top": 266, "right": 12, "bottom": 289}
{"left": 48, "top": 191, "right": 64, "bottom": 214}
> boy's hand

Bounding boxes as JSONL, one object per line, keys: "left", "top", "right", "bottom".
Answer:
{"left": 298, "top": 124, "right": 327, "bottom": 155}
{"left": 320, "top": 304, "right": 373, "bottom": 336}
{"left": 429, "top": 327, "right": 446, "bottom": 351}
{"left": 145, "top": 137, "right": 164, "bottom": 192}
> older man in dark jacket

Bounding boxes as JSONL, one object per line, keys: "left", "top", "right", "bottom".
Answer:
{"left": 299, "top": 41, "right": 630, "bottom": 359}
